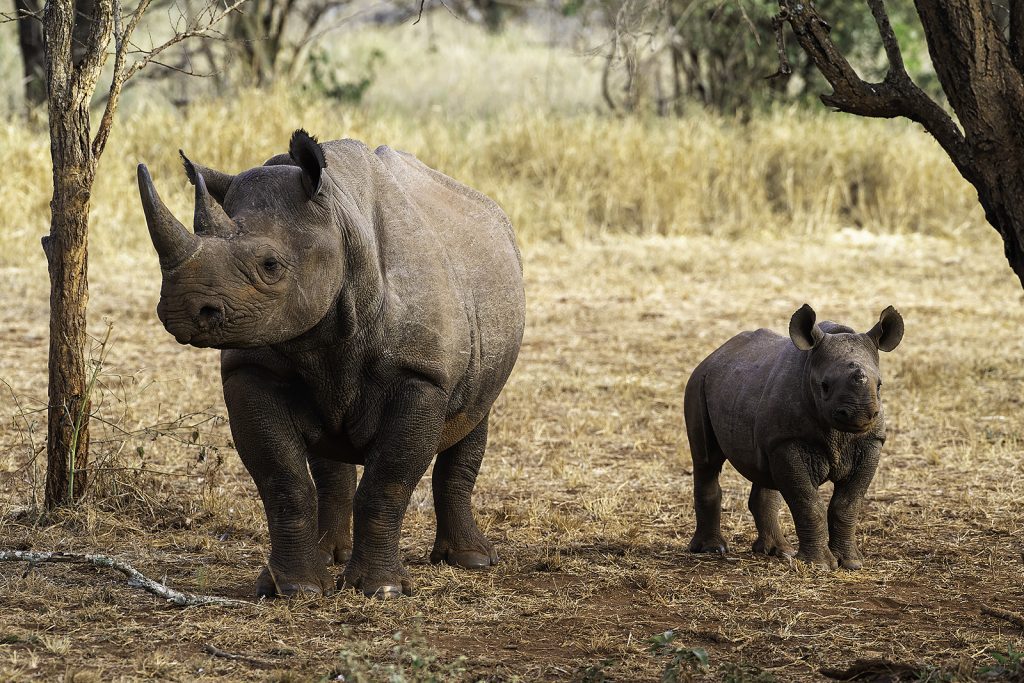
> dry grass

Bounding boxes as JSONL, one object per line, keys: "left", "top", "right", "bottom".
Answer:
{"left": 1, "top": 225, "right": 1023, "bottom": 680}
{"left": 0, "top": 90, "right": 984, "bottom": 271}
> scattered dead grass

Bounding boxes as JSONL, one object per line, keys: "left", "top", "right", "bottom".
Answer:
{"left": 1, "top": 228, "right": 1023, "bottom": 680}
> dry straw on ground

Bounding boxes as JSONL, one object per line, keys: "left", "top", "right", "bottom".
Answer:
{"left": 2, "top": 221, "right": 1023, "bottom": 679}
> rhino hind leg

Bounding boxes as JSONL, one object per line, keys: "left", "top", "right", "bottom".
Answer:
{"left": 430, "top": 413, "right": 498, "bottom": 569}
{"left": 309, "top": 456, "right": 357, "bottom": 565}
{"left": 749, "top": 485, "right": 796, "bottom": 558}
{"left": 684, "top": 379, "right": 729, "bottom": 554}
{"left": 341, "top": 379, "right": 447, "bottom": 598}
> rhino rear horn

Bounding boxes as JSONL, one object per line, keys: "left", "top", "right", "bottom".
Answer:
{"left": 289, "top": 129, "right": 327, "bottom": 198}
{"left": 789, "top": 303, "right": 824, "bottom": 351}
{"left": 179, "top": 150, "right": 235, "bottom": 204}
{"left": 180, "top": 152, "right": 238, "bottom": 238}
{"left": 137, "top": 164, "right": 197, "bottom": 268}
{"left": 867, "top": 306, "right": 904, "bottom": 352}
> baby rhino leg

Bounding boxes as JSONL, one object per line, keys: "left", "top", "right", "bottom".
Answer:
{"left": 749, "top": 485, "right": 795, "bottom": 558}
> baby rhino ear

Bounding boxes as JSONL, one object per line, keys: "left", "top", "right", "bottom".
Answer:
{"left": 789, "top": 303, "right": 823, "bottom": 351}
{"left": 868, "top": 306, "right": 904, "bottom": 352}
{"left": 289, "top": 129, "right": 327, "bottom": 199}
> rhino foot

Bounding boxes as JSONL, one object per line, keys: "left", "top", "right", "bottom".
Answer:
{"left": 430, "top": 536, "right": 498, "bottom": 569}
{"left": 752, "top": 536, "right": 796, "bottom": 558}
{"left": 318, "top": 545, "right": 352, "bottom": 566}
{"left": 830, "top": 546, "right": 864, "bottom": 570}
{"left": 688, "top": 535, "right": 729, "bottom": 554}
{"left": 339, "top": 563, "right": 412, "bottom": 598}
{"left": 794, "top": 547, "right": 839, "bottom": 570}
{"left": 255, "top": 564, "right": 333, "bottom": 599}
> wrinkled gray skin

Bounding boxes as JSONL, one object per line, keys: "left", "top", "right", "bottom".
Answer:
{"left": 684, "top": 304, "right": 904, "bottom": 569}
{"left": 137, "top": 130, "right": 525, "bottom": 598}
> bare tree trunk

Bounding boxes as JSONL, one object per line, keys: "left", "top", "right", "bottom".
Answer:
{"left": 14, "top": 0, "right": 46, "bottom": 110}
{"left": 41, "top": 0, "right": 111, "bottom": 508}
{"left": 35, "top": 0, "right": 248, "bottom": 510}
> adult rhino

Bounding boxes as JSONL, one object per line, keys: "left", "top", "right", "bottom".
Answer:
{"left": 137, "top": 130, "right": 525, "bottom": 598}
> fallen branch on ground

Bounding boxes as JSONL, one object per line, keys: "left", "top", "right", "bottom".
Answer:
{"left": 203, "top": 642, "right": 270, "bottom": 666}
{"left": 981, "top": 604, "right": 1024, "bottom": 630}
{"left": 0, "top": 550, "right": 253, "bottom": 608}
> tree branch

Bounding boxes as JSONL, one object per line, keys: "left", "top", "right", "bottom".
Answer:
{"left": 766, "top": 11, "right": 791, "bottom": 81}
{"left": 775, "top": 0, "right": 973, "bottom": 181}
{"left": 91, "top": 0, "right": 248, "bottom": 160}
{"left": 0, "top": 550, "right": 254, "bottom": 608}
{"left": 68, "top": 0, "right": 114, "bottom": 105}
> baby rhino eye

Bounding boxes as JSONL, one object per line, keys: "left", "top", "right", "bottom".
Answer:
{"left": 821, "top": 380, "right": 830, "bottom": 394}
{"left": 262, "top": 257, "right": 280, "bottom": 273}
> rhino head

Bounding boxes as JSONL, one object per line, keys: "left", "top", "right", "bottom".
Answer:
{"left": 138, "top": 130, "right": 342, "bottom": 349}
{"left": 788, "top": 304, "right": 904, "bottom": 434}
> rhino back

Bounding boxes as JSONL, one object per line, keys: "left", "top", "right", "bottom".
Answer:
{"left": 694, "top": 328, "right": 804, "bottom": 483}
{"left": 323, "top": 141, "right": 525, "bottom": 447}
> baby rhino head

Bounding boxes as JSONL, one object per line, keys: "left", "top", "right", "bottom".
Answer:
{"left": 137, "top": 130, "right": 342, "bottom": 349}
{"left": 789, "top": 304, "right": 904, "bottom": 434}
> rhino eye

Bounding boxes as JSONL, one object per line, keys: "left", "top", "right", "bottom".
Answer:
{"left": 256, "top": 255, "right": 285, "bottom": 284}
{"left": 821, "top": 380, "right": 830, "bottom": 395}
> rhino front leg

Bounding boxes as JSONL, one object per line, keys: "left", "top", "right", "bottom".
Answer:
{"left": 828, "top": 448, "right": 880, "bottom": 570}
{"left": 771, "top": 448, "right": 837, "bottom": 570}
{"left": 309, "top": 456, "right": 357, "bottom": 565}
{"left": 430, "top": 413, "right": 498, "bottom": 569}
{"left": 749, "top": 485, "right": 795, "bottom": 558}
{"left": 224, "top": 371, "right": 333, "bottom": 598}
{"left": 341, "top": 379, "right": 446, "bottom": 598}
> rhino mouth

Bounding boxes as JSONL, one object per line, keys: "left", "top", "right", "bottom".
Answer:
{"left": 158, "top": 298, "right": 236, "bottom": 348}
{"left": 832, "top": 414, "right": 877, "bottom": 434}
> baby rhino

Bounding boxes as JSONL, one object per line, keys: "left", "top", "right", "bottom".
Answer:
{"left": 684, "top": 304, "right": 903, "bottom": 569}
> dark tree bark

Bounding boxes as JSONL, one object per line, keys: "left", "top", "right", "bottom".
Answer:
{"left": 776, "top": 0, "right": 1024, "bottom": 288}
{"left": 14, "top": 0, "right": 46, "bottom": 109}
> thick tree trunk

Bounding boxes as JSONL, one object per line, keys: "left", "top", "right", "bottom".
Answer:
{"left": 14, "top": 0, "right": 46, "bottom": 110}
{"left": 912, "top": 1, "right": 1024, "bottom": 288}
{"left": 41, "top": 0, "right": 111, "bottom": 508}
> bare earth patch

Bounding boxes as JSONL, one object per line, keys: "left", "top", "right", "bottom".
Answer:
{"left": 1, "top": 232, "right": 1022, "bottom": 681}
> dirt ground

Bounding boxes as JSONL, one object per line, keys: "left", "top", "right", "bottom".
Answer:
{"left": 1, "top": 232, "right": 1023, "bottom": 681}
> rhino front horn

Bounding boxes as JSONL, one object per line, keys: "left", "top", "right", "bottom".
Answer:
{"left": 137, "top": 164, "right": 197, "bottom": 268}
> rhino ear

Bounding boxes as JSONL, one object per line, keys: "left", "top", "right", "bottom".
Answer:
{"left": 289, "top": 129, "right": 327, "bottom": 199}
{"left": 868, "top": 306, "right": 904, "bottom": 352}
{"left": 789, "top": 303, "right": 823, "bottom": 351}
{"left": 179, "top": 150, "right": 234, "bottom": 204}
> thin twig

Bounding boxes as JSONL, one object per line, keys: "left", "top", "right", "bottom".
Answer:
{"left": 0, "top": 550, "right": 254, "bottom": 608}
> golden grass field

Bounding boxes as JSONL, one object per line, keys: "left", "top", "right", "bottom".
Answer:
{"left": 1, "top": 15, "right": 1023, "bottom": 681}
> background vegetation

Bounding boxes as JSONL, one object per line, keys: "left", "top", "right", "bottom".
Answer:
{"left": 0, "top": 2, "right": 1021, "bottom": 681}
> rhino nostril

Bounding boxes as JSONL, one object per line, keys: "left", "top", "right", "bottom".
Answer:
{"left": 197, "top": 305, "right": 224, "bottom": 329}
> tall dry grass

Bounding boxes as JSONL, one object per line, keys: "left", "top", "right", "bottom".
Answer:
{"left": 0, "top": 94, "right": 984, "bottom": 270}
